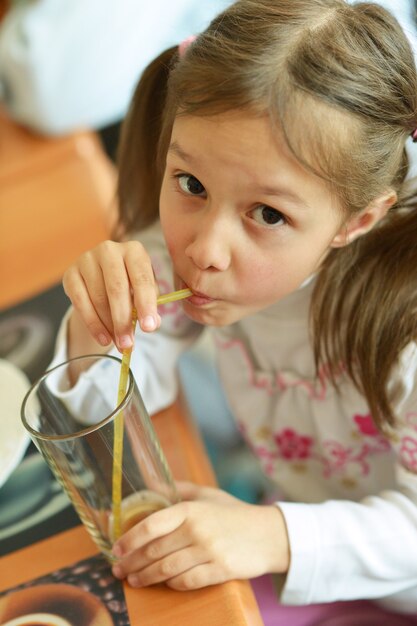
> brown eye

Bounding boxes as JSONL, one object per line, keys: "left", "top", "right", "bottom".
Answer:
{"left": 178, "top": 174, "right": 205, "bottom": 196}
{"left": 252, "top": 205, "right": 286, "bottom": 227}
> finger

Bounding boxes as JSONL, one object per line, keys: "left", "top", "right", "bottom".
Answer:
{"left": 112, "top": 503, "right": 188, "bottom": 559}
{"left": 77, "top": 253, "right": 114, "bottom": 339}
{"left": 125, "top": 547, "right": 208, "bottom": 588}
{"left": 112, "top": 527, "right": 191, "bottom": 578}
{"left": 165, "top": 563, "right": 224, "bottom": 591}
{"left": 124, "top": 241, "right": 160, "bottom": 333}
{"left": 100, "top": 245, "right": 134, "bottom": 350}
{"left": 63, "top": 267, "right": 112, "bottom": 346}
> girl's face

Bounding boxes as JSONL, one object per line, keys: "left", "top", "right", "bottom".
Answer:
{"left": 159, "top": 111, "right": 346, "bottom": 326}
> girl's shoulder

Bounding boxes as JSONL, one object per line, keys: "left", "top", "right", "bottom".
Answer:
{"left": 131, "top": 219, "right": 166, "bottom": 249}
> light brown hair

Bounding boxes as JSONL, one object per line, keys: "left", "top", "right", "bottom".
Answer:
{"left": 117, "top": 0, "right": 417, "bottom": 430}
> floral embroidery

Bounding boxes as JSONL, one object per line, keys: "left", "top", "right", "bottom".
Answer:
{"left": 276, "top": 370, "right": 328, "bottom": 401}
{"left": 400, "top": 436, "right": 417, "bottom": 472}
{"left": 215, "top": 336, "right": 392, "bottom": 482}
{"left": 274, "top": 428, "right": 313, "bottom": 460}
{"left": 255, "top": 445, "right": 276, "bottom": 477}
{"left": 215, "top": 336, "right": 335, "bottom": 400}
{"left": 255, "top": 426, "right": 272, "bottom": 441}
{"left": 405, "top": 412, "right": 417, "bottom": 431}
{"left": 251, "top": 422, "right": 390, "bottom": 482}
{"left": 341, "top": 477, "right": 357, "bottom": 489}
{"left": 322, "top": 440, "right": 351, "bottom": 471}
{"left": 354, "top": 413, "right": 379, "bottom": 437}
{"left": 321, "top": 440, "right": 371, "bottom": 479}
{"left": 253, "top": 429, "right": 313, "bottom": 476}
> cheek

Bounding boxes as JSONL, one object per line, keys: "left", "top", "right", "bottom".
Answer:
{"left": 236, "top": 260, "right": 283, "bottom": 302}
{"left": 160, "top": 194, "right": 174, "bottom": 250}
{"left": 160, "top": 211, "right": 183, "bottom": 262}
{"left": 239, "top": 255, "right": 310, "bottom": 305}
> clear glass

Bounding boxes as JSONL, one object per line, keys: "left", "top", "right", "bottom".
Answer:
{"left": 21, "top": 354, "right": 179, "bottom": 561}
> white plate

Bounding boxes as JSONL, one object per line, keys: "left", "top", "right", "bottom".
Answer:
{"left": 0, "top": 453, "right": 70, "bottom": 540}
{"left": 0, "top": 359, "right": 31, "bottom": 489}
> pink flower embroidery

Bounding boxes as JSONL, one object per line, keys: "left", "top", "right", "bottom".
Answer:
{"left": 274, "top": 428, "right": 313, "bottom": 460}
{"left": 405, "top": 412, "right": 417, "bottom": 431}
{"left": 400, "top": 437, "right": 417, "bottom": 472}
{"left": 354, "top": 413, "right": 379, "bottom": 437}
{"left": 324, "top": 440, "right": 350, "bottom": 466}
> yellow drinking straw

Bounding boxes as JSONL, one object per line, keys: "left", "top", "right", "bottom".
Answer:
{"left": 112, "top": 288, "right": 192, "bottom": 541}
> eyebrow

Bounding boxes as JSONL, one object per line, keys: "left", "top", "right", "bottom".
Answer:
{"left": 257, "top": 186, "right": 310, "bottom": 209}
{"left": 168, "top": 141, "right": 195, "bottom": 163}
{"left": 168, "top": 141, "right": 310, "bottom": 210}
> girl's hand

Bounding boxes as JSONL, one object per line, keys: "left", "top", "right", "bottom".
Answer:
{"left": 63, "top": 240, "right": 161, "bottom": 353}
{"left": 111, "top": 482, "right": 290, "bottom": 591}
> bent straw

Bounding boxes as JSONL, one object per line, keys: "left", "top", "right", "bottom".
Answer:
{"left": 112, "top": 288, "right": 192, "bottom": 540}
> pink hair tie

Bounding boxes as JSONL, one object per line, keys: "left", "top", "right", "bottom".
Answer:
{"left": 412, "top": 128, "right": 417, "bottom": 143}
{"left": 179, "top": 35, "right": 197, "bottom": 58}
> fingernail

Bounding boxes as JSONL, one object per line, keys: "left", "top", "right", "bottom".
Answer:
{"left": 118, "top": 335, "right": 133, "bottom": 349}
{"left": 141, "top": 315, "right": 157, "bottom": 331}
{"left": 98, "top": 333, "right": 110, "bottom": 346}
{"left": 112, "top": 565, "right": 123, "bottom": 578}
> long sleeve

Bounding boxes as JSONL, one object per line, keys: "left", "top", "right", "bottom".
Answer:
{"left": 279, "top": 343, "right": 417, "bottom": 612}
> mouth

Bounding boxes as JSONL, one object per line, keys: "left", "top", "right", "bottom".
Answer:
{"left": 182, "top": 284, "right": 215, "bottom": 306}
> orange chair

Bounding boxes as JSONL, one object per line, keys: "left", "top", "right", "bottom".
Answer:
{"left": 0, "top": 106, "right": 117, "bottom": 310}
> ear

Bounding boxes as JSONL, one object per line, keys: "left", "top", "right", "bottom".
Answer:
{"left": 331, "top": 189, "right": 397, "bottom": 248}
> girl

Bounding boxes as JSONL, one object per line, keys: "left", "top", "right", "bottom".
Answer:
{"left": 56, "top": 0, "right": 417, "bottom": 621}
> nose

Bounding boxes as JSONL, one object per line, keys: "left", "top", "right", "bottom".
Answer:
{"left": 185, "top": 211, "right": 232, "bottom": 272}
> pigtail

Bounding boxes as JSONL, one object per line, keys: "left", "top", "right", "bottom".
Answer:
{"left": 115, "top": 46, "right": 178, "bottom": 238}
{"left": 312, "top": 198, "right": 417, "bottom": 430}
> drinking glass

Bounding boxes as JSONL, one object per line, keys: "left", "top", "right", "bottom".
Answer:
{"left": 21, "top": 354, "right": 179, "bottom": 561}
